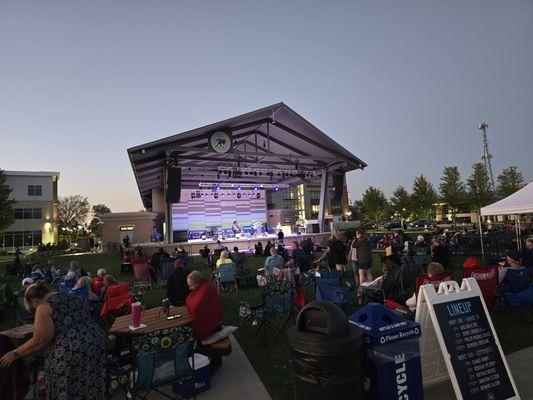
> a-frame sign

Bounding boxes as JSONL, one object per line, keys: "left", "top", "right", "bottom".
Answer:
{"left": 415, "top": 278, "right": 520, "bottom": 400}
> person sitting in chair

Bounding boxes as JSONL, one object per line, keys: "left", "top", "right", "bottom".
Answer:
{"left": 186, "top": 271, "right": 224, "bottom": 373}
{"left": 199, "top": 245, "right": 211, "bottom": 264}
{"left": 216, "top": 250, "right": 233, "bottom": 268}
{"left": 167, "top": 259, "right": 190, "bottom": 306}
{"left": 501, "top": 250, "right": 528, "bottom": 292}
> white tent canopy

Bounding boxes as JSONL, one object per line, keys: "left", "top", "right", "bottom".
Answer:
{"left": 480, "top": 182, "right": 533, "bottom": 216}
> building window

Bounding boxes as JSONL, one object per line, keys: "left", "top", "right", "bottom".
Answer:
{"left": 28, "top": 185, "right": 42, "bottom": 196}
{"left": 0, "top": 230, "right": 42, "bottom": 250}
{"left": 13, "top": 208, "right": 43, "bottom": 219}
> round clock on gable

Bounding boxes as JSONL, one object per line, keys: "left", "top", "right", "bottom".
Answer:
{"left": 209, "top": 131, "right": 232, "bottom": 153}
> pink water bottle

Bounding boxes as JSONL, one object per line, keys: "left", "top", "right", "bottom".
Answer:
{"left": 131, "top": 302, "right": 145, "bottom": 328}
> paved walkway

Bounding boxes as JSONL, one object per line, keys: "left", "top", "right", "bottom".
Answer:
{"left": 424, "top": 346, "right": 533, "bottom": 399}
{"left": 150, "top": 334, "right": 271, "bottom": 400}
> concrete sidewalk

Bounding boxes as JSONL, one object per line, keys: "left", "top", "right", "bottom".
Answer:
{"left": 424, "top": 346, "right": 533, "bottom": 400}
{"left": 152, "top": 334, "right": 271, "bottom": 400}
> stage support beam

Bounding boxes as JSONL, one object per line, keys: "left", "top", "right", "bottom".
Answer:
{"left": 163, "top": 178, "right": 173, "bottom": 243}
{"left": 318, "top": 169, "right": 328, "bottom": 233}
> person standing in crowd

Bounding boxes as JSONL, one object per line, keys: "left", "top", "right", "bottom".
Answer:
{"left": 352, "top": 229, "right": 373, "bottom": 284}
{"left": 0, "top": 282, "right": 106, "bottom": 399}
{"left": 328, "top": 232, "right": 348, "bottom": 272}
{"left": 122, "top": 234, "right": 130, "bottom": 249}
{"left": 285, "top": 241, "right": 305, "bottom": 286}
{"left": 215, "top": 240, "right": 225, "bottom": 251}
{"left": 254, "top": 242, "right": 263, "bottom": 257}
{"left": 431, "top": 238, "right": 449, "bottom": 269}
{"left": 263, "top": 241, "right": 273, "bottom": 257}
{"left": 167, "top": 259, "right": 190, "bottom": 306}
{"left": 89, "top": 236, "right": 95, "bottom": 253}
{"left": 199, "top": 245, "right": 211, "bottom": 264}
{"left": 277, "top": 228, "right": 284, "bottom": 242}
{"left": 302, "top": 237, "right": 314, "bottom": 255}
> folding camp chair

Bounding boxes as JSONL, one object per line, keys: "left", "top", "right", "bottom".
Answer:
{"left": 128, "top": 327, "right": 196, "bottom": 400}
{"left": 100, "top": 283, "right": 135, "bottom": 330}
{"left": 250, "top": 280, "right": 296, "bottom": 345}
{"left": 216, "top": 263, "right": 237, "bottom": 293}
{"left": 132, "top": 259, "right": 152, "bottom": 290}
{"left": 463, "top": 265, "right": 499, "bottom": 311}
{"left": 315, "top": 277, "right": 353, "bottom": 307}
{"left": 57, "top": 279, "right": 76, "bottom": 294}
{"left": 414, "top": 273, "right": 454, "bottom": 294}
{"left": 497, "top": 267, "right": 533, "bottom": 328}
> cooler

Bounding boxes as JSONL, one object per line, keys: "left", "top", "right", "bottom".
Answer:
{"left": 180, "top": 353, "right": 211, "bottom": 396}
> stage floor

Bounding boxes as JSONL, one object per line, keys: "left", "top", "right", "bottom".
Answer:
{"left": 132, "top": 232, "right": 330, "bottom": 256}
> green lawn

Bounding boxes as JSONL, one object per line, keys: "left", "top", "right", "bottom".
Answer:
{"left": 1, "top": 251, "right": 532, "bottom": 400}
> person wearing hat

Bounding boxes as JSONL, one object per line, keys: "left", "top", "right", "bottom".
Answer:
{"left": 91, "top": 268, "right": 107, "bottom": 296}
{"left": 501, "top": 250, "right": 529, "bottom": 293}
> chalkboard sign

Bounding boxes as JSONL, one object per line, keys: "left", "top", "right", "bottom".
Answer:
{"left": 416, "top": 278, "right": 520, "bottom": 400}
{"left": 433, "top": 296, "right": 516, "bottom": 400}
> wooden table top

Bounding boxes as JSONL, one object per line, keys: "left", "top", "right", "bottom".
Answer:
{"left": 109, "top": 306, "right": 192, "bottom": 336}
{"left": 0, "top": 324, "right": 33, "bottom": 341}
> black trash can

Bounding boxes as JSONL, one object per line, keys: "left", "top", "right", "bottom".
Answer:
{"left": 287, "top": 301, "right": 363, "bottom": 400}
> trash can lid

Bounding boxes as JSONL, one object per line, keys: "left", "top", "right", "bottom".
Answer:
{"left": 287, "top": 301, "right": 362, "bottom": 355}
{"left": 296, "top": 301, "right": 349, "bottom": 339}
{"left": 348, "top": 303, "right": 421, "bottom": 346}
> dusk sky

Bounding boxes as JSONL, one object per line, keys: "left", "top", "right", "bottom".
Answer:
{"left": 1, "top": 0, "right": 532, "bottom": 213}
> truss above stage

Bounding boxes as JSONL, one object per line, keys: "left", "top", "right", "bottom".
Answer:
{"left": 128, "top": 102, "right": 366, "bottom": 208}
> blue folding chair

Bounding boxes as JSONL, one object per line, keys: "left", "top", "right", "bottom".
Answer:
{"left": 315, "top": 276, "right": 353, "bottom": 306}
{"left": 496, "top": 267, "right": 533, "bottom": 331}
{"left": 110, "top": 327, "right": 197, "bottom": 400}
{"left": 217, "top": 262, "right": 237, "bottom": 293}
{"left": 69, "top": 285, "right": 90, "bottom": 305}
{"left": 58, "top": 279, "right": 76, "bottom": 294}
{"left": 250, "top": 280, "right": 296, "bottom": 345}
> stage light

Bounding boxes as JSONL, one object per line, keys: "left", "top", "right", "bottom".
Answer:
{"left": 254, "top": 187, "right": 258, "bottom": 191}
{"left": 214, "top": 193, "right": 219, "bottom": 199}
{"left": 257, "top": 193, "right": 261, "bottom": 199}
{"left": 254, "top": 171, "right": 257, "bottom": 176}
{"left": 238, "top": 186, "right": 241, "bottom": 190}
{"left": 237, "top": 193, "right": 241, "bottom": 199}
{"left": 275, "top": 187, "right": 279, "bottom": 191}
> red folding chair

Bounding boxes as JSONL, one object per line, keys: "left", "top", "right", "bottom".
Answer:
{"left": 100, "top": 282, "right": 135, "bottom": 319}
{"left": 131, "top": 259, "right": 152, "bottom": 290}
{"left": 415, "top": 273, "right": 455, "bottom": 294}
{"left": 463, "top": 265, "right": 499, "bottom": 311}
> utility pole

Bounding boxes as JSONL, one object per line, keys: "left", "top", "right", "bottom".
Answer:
{"left": 477, "top": 122, "right": 496, "bottom": 194}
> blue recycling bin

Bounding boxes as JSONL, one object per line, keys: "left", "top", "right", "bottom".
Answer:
{"left": 349, "top": 303, "right": 423, "bottom": 400}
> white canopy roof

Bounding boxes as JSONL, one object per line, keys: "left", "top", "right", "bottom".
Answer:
{"left": 480, "top": 182, "right": 533, "bottom": 216}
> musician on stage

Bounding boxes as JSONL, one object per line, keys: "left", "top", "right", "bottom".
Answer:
{"left": 232, "top": 220, "right": 241, "bottom": 236}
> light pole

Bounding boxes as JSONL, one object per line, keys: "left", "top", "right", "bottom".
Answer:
{"left": 477, "top": 122, "right": 496, "bottom": 194}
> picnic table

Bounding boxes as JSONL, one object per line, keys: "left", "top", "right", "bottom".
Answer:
{"left": 109, "top": 305, "right": 192, "bottom": 336}
{"left": 0, "top": 324, "right": 33, "bottom": 342}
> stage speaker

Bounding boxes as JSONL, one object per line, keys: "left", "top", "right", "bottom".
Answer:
{"left": 166, "top": 167, "right": 181, "bottom": 204}
{"left": 333, "top": 173, "right": 344, "bottom": 202}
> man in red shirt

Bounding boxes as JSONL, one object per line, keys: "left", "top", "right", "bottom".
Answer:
{"left": 185, "top": 271, "right": 222, "bottom": 340}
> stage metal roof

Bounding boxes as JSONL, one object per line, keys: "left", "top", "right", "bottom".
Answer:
{"left": 128, "top": 103, "right": 367, "bottom": 208}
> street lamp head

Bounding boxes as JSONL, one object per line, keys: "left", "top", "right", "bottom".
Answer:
{"left": 477, "top": 122, "right": 488, "bottom": 130}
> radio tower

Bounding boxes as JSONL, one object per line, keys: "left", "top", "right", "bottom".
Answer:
{"left": 477, "top": 122, "right": 496, "bottom": 194}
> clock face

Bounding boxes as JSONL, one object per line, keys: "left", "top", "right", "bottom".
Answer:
{"left": 209, "top": 131, "right": 232, "bottom": 153}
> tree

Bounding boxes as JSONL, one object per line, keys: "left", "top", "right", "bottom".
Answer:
{"left": 0, "top": 169, "right": 15, "bottom": 232}
{"left": 439, "top": 166, "right": 466, "bottom": 224}
{"left": 411, "top": 175, "right": 438, "bottom": 220}
{"left": 88, "top": 204, "right": 111, "bottom": 237}
{"left": 361, "top": 186, "right": 390, "bottom": 222}
{"left": 389, "top": 186, "right": 412, "bottom": 220}
{"left": 92, "top": 204, "right": 111, "bottom": 217}
{"left": 58, "top": 195, "right": 90, "bottom": 232}
{"left": 467, "top": 163, "right": 493, "bottom": 210}
{"left": 350, "top": 200, "right": 367, "bottom": 221}
{"left": 497, "top": 166, "right": 523, "bottom": 198}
